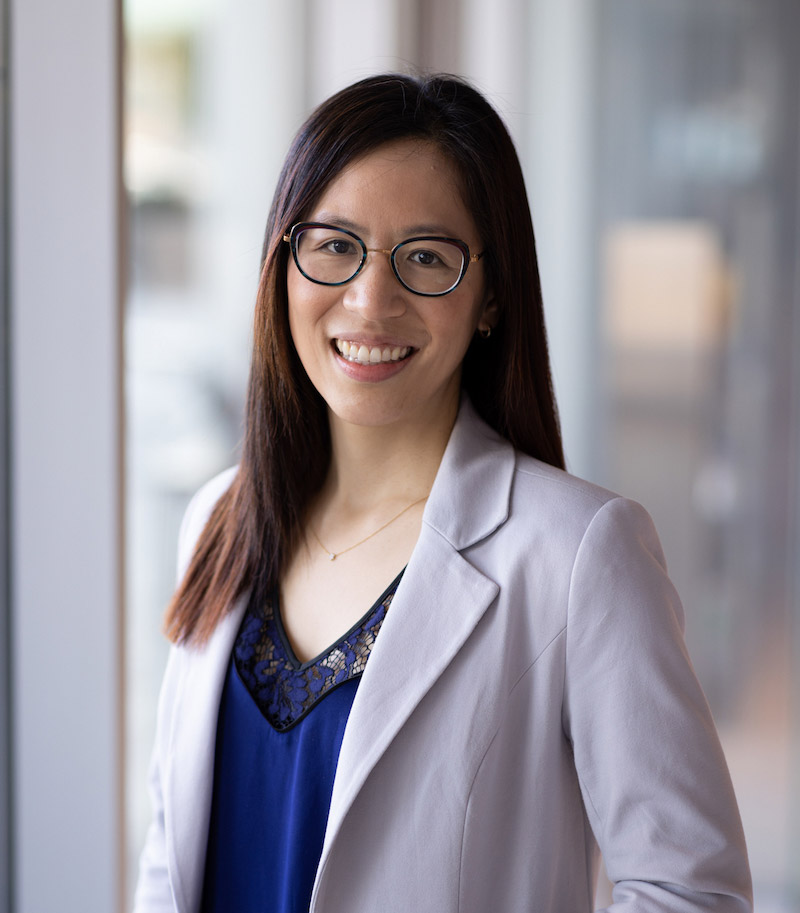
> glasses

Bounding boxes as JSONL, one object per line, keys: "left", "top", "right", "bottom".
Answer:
{"left": 283, "top": 222, "right": 484, "bottom": 297}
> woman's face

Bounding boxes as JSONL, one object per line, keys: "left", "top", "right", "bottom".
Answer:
{"left": 286, "top": 138, "right": 495, "bottom": 435}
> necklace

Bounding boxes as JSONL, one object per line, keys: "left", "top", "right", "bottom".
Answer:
{"left": 310, "top": 495, "right": 429, "bottom": 561}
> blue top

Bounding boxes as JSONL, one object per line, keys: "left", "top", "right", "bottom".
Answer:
{"left": 200, "top": 572, "right": 403, "bottom": 913}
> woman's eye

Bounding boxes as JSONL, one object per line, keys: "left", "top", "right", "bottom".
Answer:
{"left": 408, "top": 248, "right": 441, "bottom": 267}
{"left": 324, "top": 238, "right": 355, "bottom": 255}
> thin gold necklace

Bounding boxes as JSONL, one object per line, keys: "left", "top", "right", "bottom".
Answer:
{"left": 310, "top": 495, "right": 429, "bottom": 561}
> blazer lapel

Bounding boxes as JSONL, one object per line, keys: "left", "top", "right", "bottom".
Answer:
{"left": 165, "top": 595, "right": 248, "bottom": 913}
{"left": 313, "top": 400, "right": 515, "bottom": 904}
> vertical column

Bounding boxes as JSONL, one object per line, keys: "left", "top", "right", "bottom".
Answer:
{"left": 526, "top": 0, "right": 597, "bottom": 478}
{"left": 0, "top": 0, "right": 10, "bottom": 906}
{"left": 10, "top": 0, "right": 123, "bottom": 910}
{"left": 457, "top": 0, "right": 531, "bottom": 155}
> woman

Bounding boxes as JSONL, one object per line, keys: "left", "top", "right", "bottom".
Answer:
{"left": 134, "top": 73, "right": 752, "bottom": 913}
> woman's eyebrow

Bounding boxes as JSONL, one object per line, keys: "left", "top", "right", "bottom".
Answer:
{"left": 403, "top": 223, "right": 456, "bottom": 236}
{"left": 311, "top": 213, "right": 364, "bottom": 232}
{"left": 311, "top": 213, "right": 456, "bottom": 237}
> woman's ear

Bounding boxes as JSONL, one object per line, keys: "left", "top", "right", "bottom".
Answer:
{"left": 477, "top": 292, "right": 499, "bottom": 335}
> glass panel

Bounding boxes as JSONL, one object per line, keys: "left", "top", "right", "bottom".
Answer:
{"left": 595, "top": 1, "right": 799, "bottom": 908}
{"left": 123, "top": 3, "right": 252, "bottom": 900}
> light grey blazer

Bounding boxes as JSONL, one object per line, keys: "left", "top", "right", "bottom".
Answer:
{"left": 133, "top": 400, "right": 752, "bottom": 913}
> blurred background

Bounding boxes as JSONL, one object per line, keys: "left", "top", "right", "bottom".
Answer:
{"left": 4, "top": 0, "right": 799, "bottom": 911}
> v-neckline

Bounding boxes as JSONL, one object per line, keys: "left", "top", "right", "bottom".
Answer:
{"left": 273, "top": 568, "right": 406, "bottom": 670}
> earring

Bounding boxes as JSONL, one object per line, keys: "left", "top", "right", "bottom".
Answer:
{"left": 479, "top": 326, "right": 492, "bottom": 339}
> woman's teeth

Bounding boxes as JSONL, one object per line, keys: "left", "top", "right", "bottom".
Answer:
{"left": 335, "top": 339, "right": 411, "bottom": 364}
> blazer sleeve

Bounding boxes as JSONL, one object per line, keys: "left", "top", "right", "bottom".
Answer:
{"left": 132, "top": 466, "right": 239, "bottom": 913}
{"left": 562, "top": 497, "right": 753, "bottom": 912}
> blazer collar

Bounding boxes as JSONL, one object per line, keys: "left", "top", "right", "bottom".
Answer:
{"left": 312, "top": 398, "right": 515, "bottom": 908}
{"left": 422, "top": 396, "right": 514, "bottom": 550}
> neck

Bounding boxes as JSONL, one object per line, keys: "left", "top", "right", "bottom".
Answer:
{"left": 322, "top": 397, "right": 459, "bottom": 513}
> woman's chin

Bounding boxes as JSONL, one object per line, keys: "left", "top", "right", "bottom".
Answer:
{"left": 324, "top": 385, "right": 460, "bottom": 439}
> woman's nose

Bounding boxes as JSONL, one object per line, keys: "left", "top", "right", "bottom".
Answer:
{"left": 341, "top": 250, "right": 407, "bottom": 318}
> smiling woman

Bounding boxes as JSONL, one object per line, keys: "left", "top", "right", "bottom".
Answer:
{"left": 133, "top": 73, "right": 752, "bottom": 913}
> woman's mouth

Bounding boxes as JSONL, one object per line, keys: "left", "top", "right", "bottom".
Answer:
{"left": 334, "top": 339, "right": 413, "bottom": 365}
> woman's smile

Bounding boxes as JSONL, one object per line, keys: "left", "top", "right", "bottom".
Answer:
{"left": 330, "top": 336, "right": 417, "bottom": 384}
{"left": 333, "top": 339, "right": 412, "bottom": 365}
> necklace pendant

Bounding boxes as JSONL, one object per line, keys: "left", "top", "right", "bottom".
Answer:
{"left": 310, "top": 492, "right": 429, "bottom": 564}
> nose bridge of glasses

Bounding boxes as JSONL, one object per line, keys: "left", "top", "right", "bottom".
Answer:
{"left": 365, "top": 246, "right": 395, "bottom": 261}
{"left": 356, "top": 246, "right": 398, "bottom": 283}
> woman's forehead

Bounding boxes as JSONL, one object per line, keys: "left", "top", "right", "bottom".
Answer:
{"left": 305, "top": 139, "right": 476, "bottom": 240}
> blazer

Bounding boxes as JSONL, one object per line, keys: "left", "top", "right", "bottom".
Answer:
{"left": 133, "top": 399, "right": 753, "bottom": 913}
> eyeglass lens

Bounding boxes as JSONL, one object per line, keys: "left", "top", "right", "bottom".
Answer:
{"left": 294, "top": 225, "right": 466, "bottom": 295}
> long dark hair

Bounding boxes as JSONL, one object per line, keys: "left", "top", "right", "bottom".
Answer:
{"left": 165, "top": 72, "right": 564, "bottom": 645}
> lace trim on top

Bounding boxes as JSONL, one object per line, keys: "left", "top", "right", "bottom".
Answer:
{"left": 234, "top": 570, "right": 404, "bottom": 733}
